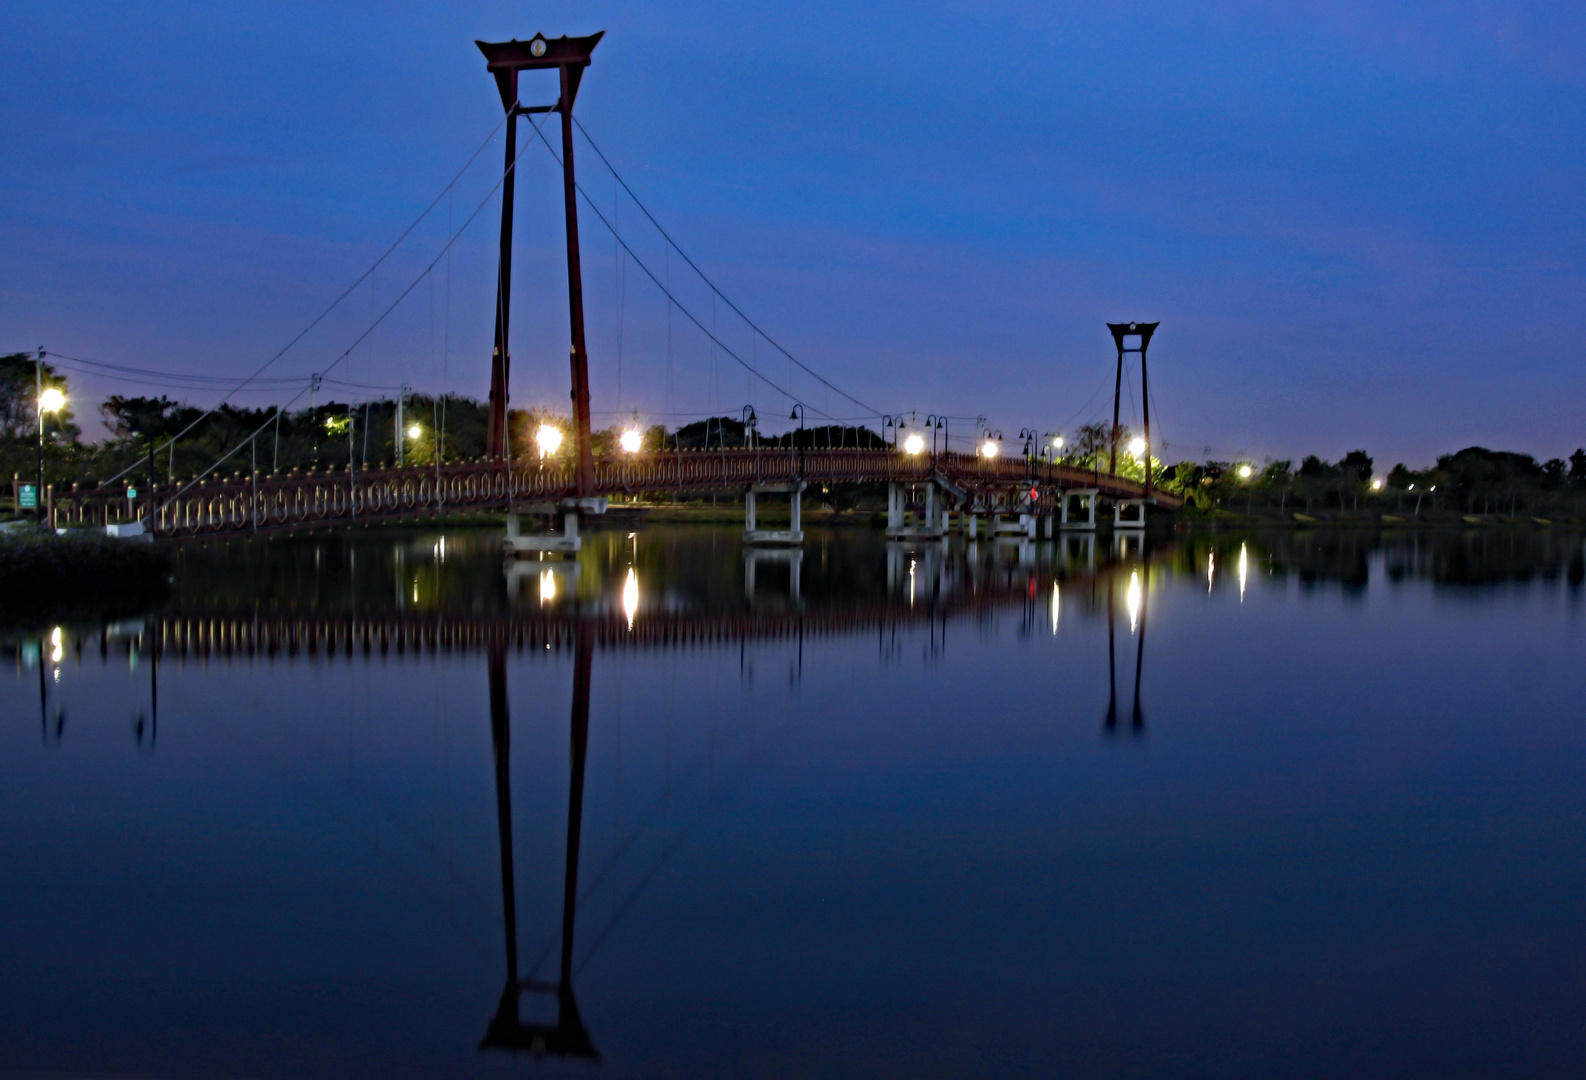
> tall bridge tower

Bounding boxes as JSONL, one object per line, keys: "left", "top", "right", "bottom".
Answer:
{"left": 478, "top": 31, "right": 603, "bottom": 498}
{"left": 1106, "top": 322, "right": 1159, "bottom": 499}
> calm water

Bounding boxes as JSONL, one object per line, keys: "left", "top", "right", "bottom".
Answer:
{"left": 4, "top": 525, "right": 1586, "bottom": 1078}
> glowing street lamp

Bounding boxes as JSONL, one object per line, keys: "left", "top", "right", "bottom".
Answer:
{"left": 535, "top": 424, "right": 563, "bottom": 459}
{"left": 1052, "top": 435, "right": 1064, "bottom": 450}
{"left": 1238, "top": 464, "right": 1253, "bottom": 479}
{"left": 1127, "top": 436, "right": 1146, "bottom": 460}
{"left": 1370, "top": 478, "right": 1384, "bottom": 492}
{"left": 406, "top": 423, "right": 422, "bottom": 440}
{"left": 980, "top": 439, "right": 999, "bottom": 459}
{"left": 35, "top": 368, "right": 65, "bottom": 523}
{"left": 903, "top": 432, "right": 925, "bottom": 455}
{"left": 619, "top": 427, "right": 642, "bottom": 453}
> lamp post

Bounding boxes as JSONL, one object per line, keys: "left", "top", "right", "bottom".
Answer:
{"left": 742, "top": 406, "right": 758, "bottom": 450}
{"left": 789, "top": 404, "right": 806, "bottom": 476}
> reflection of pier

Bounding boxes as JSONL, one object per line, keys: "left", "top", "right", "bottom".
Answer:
{"left": 482, "top": 630, "right": 598, "bottom": 1059}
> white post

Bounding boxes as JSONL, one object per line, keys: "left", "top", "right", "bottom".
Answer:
{"left": 394, "top": 388, "right": 404, "bottom": 467}
{"left": 790, "top": 488, "right": 802, "bottom": 534}
{"left": 745, "top": 488, "right": 757, "bottom": 532}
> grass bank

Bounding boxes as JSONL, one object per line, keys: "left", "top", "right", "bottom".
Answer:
{"left": 0, "top": 529, "right": 172, "bottom": 630}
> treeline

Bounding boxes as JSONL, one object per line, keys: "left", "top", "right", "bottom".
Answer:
{"left": 1161, "top": 448, "right": 1586, "bottom": 517}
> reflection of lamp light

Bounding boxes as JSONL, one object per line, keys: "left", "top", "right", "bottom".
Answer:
{"left": 619, "top": 428, "right": 642, "bottom": 453}
{"left": 903, "top": 433, "right": 925, "bottom": 455}
{"left": 1207, "top": 550, "right": 1215, "bottom": 593}
{"left": 1128, "top": 436, "right": 1146, "bottom": 459}
{"left": 536, "top": 424, "right": 562, "bottom": 457}
{"left": 1050, "top": 582, "right": 1060, "bottom": 635}
{"left": 622, "top": 567, "right": 639, "bottom": 630}
{"left": 50, "top": 626, "right": 63, "bottom": 664}
{"left": 1238, "top": 542, "right": 1248, "bottom": 602}
{"left": 539, "top": 568, "right": 556, "bottom": 605}
{"left": 1126, "top": 572, "right": 1141, "bottom": 633}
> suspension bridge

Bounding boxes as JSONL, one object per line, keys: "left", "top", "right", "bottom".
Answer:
{"left": 31, "top": 30, "right": 1178, "bottom": 545}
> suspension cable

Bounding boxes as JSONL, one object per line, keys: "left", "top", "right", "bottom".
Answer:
{"left": 573, "top": 117, "right": 885, "bottom": 418}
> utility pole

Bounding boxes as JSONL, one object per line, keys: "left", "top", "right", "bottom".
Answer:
{"left": 310, "top": 374, "right": 321, "bottom": 469}
{"left": 34, "top": 348, "right": 44, "bottom": 524}
{"left": 396, "top": 383, "right": 411, "bottom": 467}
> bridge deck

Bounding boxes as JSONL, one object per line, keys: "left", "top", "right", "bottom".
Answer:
{"left": 45, "top": 448, "right": 1179, "bottom": 540}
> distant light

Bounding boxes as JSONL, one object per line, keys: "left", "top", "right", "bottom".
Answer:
{"left": 1430, "top": 485, "right": 1437, "bottom": 492}
{"left": 903, "top": 433, "right": 925, "bottom": 455}
{"left": 38, "top": 388, "right": 65, "bottom": 414}
{"left": 1370, "top": 478, "right": 1384, "bottom": 491}
{"left": 980, "top": 439, "right": 999, "bottom": 458}
{"left": 1052, "top": 436, "right": 1064, "bottom": 449}
{"left": 619, "top": 427, "right": 642, "bottom": 453}
{"left": 536, "top": 424, "right": 562, "bottom": 457}
{"left": 406, "top": 424, "right": 421, "bottom": 440}
{"left": 1407, "top": 483, "right": 1415, "bottom": 491}
{"left": 1128, "top": 436, "right": 1146, "bottom": 459}
{"left": 1238, "top": 464, "right": 1253, "bottom": 479}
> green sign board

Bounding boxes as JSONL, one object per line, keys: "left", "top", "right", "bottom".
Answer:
{"left": 127, "top": 486, "right": 138, "bottom": 499}
{"left": 17, "top": 484, "right": 38, "bottom": 510}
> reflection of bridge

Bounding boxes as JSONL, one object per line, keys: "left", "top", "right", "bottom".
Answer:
{"left": 48, "top": 448, "right": 1176, "bottom": 541}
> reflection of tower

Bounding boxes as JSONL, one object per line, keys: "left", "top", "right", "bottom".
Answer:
{"left": 481, "top": 627, "right": 599, "bottom": 1060}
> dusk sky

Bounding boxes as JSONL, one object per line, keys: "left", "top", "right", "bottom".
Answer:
{"left": 3, "top": 1, "right": 1583, "bottom": 465}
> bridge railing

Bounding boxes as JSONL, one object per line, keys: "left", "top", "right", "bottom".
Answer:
{"left": 42, "top": 447, "right": 1174, "bottom": 540}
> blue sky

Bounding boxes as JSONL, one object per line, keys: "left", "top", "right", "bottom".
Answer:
{"left": 2, "top": 1, "right": 1583, "bottom": 464}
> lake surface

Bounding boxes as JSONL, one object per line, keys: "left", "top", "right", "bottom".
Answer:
{"left": 4, "top": 524, "right": 1586, "bottom": 1078}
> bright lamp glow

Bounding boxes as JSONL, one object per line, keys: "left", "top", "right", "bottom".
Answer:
{"left": 619, "top": 428, "right": 642, "bottom": 453}
{"left": 1370, "top": 478, "right": 1384, "bottom": 491}
{"left": 1052, "top": 436, "right": 1064, "bottom": 449}
{"left": 980, "top": 439, "right": 999, "bottom": 458}
{"left": 1127, "top": 436, "right": 1146, "bottom": 459}
{"left": 1238, "top": 464, "right": 1253, "bottom": 479}
{"left": 38, "top": 388, "right": 65, "bottom": 414}
{"left": 535, "top": 424, "right": 562, "bottom": 457}
{"left": 903, "top": 433, "right": 925, "bottom": 455}
{"left": 406, "top": 424, "right": 421, "bottom": 440}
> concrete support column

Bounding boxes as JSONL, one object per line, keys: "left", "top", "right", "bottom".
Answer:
{"left": 790, "top": 488, "right": 802, "bottom": 535}
{"left": 745, "top": 488, "right": 757, "bottom": 533}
